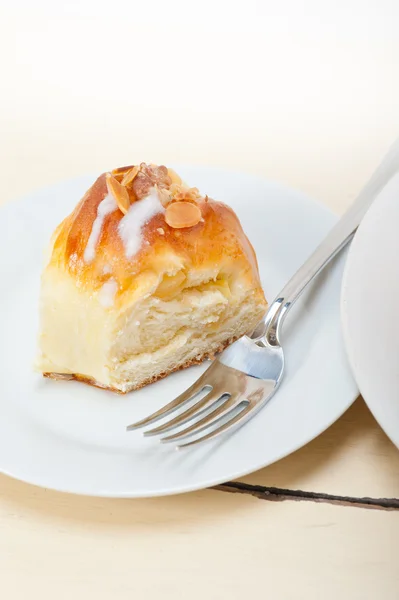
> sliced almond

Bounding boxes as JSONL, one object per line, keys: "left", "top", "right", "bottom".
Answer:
{"left": 112, "top": 165, "right": 132, "bottom": 174}
{"left": 167, "top": 168, "right": 182, "bottom": 186}
{"left": 169, "top": 183, "right": 182, "bottom": 198}
{"left": 156, "top": 185, "right": 172, "bottom": 207}
{"left": 165, "top": 201, "right": 202, "bottom": 229}
{"left": 111, "top": 165, "right": 133, "bottom": 182}
{"left": 106, "top": 173, "right": 130, "bottom": 215}
{"left": 184, "top": 187, "right": 200, "bottom": 200}
{"left": 168, "top": 182, "right": 201, "bottom": 203}
{"left": 121, "top": 165, "right": 139, "bottom": 187}
{"left": 132, "top": 171, "right": 153, "bottom": 200}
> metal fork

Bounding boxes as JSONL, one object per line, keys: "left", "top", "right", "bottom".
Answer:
{"left": 127, "top": 138, "right": 399, "bottom": 448}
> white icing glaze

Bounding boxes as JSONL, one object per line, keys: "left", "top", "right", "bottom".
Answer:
{"left": 98, "top": 278, "right": 118, "bottom": 308}
{"left": 84, "top": 193, "right": 117, "bottom": 263}
{"left": 118, "top": 188, "right": 164, "bottom": 259}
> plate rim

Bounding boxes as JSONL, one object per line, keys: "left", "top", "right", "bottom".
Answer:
{"left": 0, "top": 396, "right": 356, "bottom": 499}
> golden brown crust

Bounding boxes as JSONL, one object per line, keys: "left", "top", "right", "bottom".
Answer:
{"left": 43, "top": 334, "right": 241, "bottom": 394}
{"left": 48, "top": 168, "right": 263, "bottom": 302}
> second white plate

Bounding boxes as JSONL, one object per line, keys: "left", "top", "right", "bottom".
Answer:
{"left": 342, "top": 172, "right": 399, "bottom": 449}
{"left": 0, "top": 166, "right": 358, "bottom": 496}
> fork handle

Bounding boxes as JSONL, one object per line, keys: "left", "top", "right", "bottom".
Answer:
{"left": 253, "top": 136, "right": 399, "bottom": 345}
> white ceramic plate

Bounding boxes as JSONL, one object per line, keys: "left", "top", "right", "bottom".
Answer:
{"left": 0, "top": 166, "right": 357, "bottom": 497}
{"left": 342, "top": 172, "right": 399, "bottom": 449}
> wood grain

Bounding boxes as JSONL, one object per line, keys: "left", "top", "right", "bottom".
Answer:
{"left": 0, "top": 480, "right": 398, "bottom": 600}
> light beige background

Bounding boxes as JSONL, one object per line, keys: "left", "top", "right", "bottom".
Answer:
{"left": 1, "top": 2, "right": 399, "bottom": 599}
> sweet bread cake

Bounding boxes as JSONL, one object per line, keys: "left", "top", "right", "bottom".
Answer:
{"left": 36, "top": 163, "right": 267, "bottom": 392}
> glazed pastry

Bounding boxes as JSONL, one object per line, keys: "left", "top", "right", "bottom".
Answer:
{"left": 36, "top": 163, "right": 267, "bottom": 393}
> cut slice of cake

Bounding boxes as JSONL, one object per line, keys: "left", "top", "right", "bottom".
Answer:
{"left": 36, "top": 163, "right": 267, "bottom": 393}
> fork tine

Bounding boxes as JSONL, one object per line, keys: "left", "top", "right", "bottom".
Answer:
{"left": 160, "top": 393, "right": 241, "bottom": 443}
{"left": 143, "top": 388, "right": 227, "bottom": 437}
{"left": 126, "top": 378, "right": 212, "bottom": 431}
{"left": 177, "top": 402, "right": 253, "bottom": 448}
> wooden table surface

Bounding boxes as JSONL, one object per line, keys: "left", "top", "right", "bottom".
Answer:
{"left": 1, "top": 3, "right": 399, "bottom": 598}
